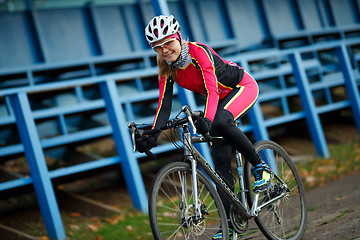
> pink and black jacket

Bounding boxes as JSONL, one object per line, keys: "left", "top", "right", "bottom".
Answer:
{"left": 152, "top": 42, "right": 244, "bottom": 130}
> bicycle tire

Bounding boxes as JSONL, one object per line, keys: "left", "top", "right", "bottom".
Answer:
{"left": 149, "top": 161, "right": 229, "bottom": 240}
{"left": 244, "top": 140, "right": 307, "bottom": 240}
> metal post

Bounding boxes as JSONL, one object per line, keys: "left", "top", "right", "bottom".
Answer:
{"left": 336, "top": 45, "right": 360, "bottom": 134}
{"left": 9, "top": 93, "right": 66, "bottom": 240}
{"left": 151, "top": 0, "right": 170, "bottom": 16}
{"left": 248, "top": 105, "right": 278, "bottom": 173}
{"left": 99, "top": 80, "right": 148, "bottom": 213}
{"left": 289, "top": 52, "right": 330, "bottom": 158}
{"left": 248, "top": 102, "right": 269, "bottom": 142}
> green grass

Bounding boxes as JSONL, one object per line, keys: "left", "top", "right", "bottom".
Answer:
{"left": 320, "top": 208, "right": 354, "bottom": 226}
{"left": 295, "top": 140, "right": 360, "bottom": 189}
{"left": 335, "top": 209, "right": 354, "bottom": 219}
{"left": 64, "top": 209, "right": 153, "bottom": 240}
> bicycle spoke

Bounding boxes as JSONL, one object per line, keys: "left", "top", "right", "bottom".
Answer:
{"left": 246, "top": 140, "right": 307, "bottom": 240}
{"left": 149, "top": 162, "right": 228, "bottom": 240}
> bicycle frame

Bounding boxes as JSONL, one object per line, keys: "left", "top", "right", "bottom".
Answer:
{"left": 181, "top": 121, "right": 289, "bottom": 221}
{"left": 181, "top": 122, "right": 252, "bottom": 220}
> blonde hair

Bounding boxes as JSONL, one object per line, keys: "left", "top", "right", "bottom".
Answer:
{"left": 157, "top": 41, "right": 188, "bottom": 82}
{"left": 157, "top": 55, "right": 177, "bottom": 82}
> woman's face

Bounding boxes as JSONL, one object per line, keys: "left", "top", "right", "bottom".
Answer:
{"left": 153, "top": 38, "right": 181, "bottom": 63}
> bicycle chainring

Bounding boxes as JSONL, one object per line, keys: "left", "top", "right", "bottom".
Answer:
{"left": 229, "top": 205, "right": 248, "bottom": 233}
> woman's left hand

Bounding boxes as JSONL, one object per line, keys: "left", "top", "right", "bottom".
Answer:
{"left": 193, "top": 116, "right": 212, "bottom": 134}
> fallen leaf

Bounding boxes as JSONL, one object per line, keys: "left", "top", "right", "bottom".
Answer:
{"left": 305, "top": 176, "right": 317, "bottom": 187}
{"left": 70, "top": 224, "right": 80, "bottom": 230}
{"left": 104, "top": 217, "right": 119, "bottom": 225}
{"left": 335, "top": 196, "right": 346, "bottom": 201}
{"left": 88, "top": 224, "right": 99, "bottom": 232}
{"left": 316, "top": 165, "right": 336, "bottom": 174}
{"left": 113, "top": 205, "right": 121, "bottom": 210}
{"left": 91, "top": 217, "right": 102, "bottom": 227}
{"left": 162, "top": 212, "right": 174, "bottom": 217}
{"left": 170, "top": 196, "right": 179, "bottom": 202}
{"left": 126, "top": 225, "right": 134, "bottom": 232}
{"left": 70, "top": 212, "right": 81, "bottom": 217}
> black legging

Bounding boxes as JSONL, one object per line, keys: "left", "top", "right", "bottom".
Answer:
{"left": 210, "top": 108, "right": 261, "bottom": 218}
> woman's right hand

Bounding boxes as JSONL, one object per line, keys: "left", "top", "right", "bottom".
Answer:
{"left": 135, "top": 135, "right": 157, "bottom": 153}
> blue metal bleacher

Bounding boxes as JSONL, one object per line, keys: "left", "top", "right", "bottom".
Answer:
{"left": 1, "top": 0, "right": 360, "bottom": 239}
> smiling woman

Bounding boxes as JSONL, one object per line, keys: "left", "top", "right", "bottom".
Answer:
{"left": 139, "top": 15, "right": 271, "bottom": 239}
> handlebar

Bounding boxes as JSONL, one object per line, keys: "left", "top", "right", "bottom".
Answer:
{"left": 127, "top": 122, "right": 159, "bottom": 159}
{"left": 128, "top": 105, "right": 213, "bottom": 159}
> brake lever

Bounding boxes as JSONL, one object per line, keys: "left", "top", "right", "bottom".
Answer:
{"left": 188, "top": 115, "right": 197, "bottom": 134}
{"left": 182, "top": 106, "right": 207, "bottom": 136}
{"left": 127, "top": 122, "right": 137, "bottom": 152}
{"left": 182, "top": 105, "right": 197, "bottom": 134}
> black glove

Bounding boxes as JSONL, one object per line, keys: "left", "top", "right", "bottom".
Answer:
{"left": 135, "top": 136, "right": 157, "bottom": 153}
{"left": 193, "top": 116, "right": 212, "bottom": 135}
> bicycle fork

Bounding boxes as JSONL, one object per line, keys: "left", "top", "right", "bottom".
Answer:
{"left": 182, "top": 127, "right": 202, "bottom": 222}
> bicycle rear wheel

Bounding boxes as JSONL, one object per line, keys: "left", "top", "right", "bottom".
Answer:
{"left": 149, "top": 161, "right": 229, "bottom": 240}
{"left": 244, "top": 140, "right": 307, "bottom": 240}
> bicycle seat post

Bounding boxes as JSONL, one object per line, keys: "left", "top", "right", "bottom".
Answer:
{"left": 235, "top": 151, "right": 248, "bottom": 207}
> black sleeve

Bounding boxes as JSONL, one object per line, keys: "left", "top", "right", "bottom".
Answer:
{"left": 152, "top": 77, "right": 174, "bottom": 133}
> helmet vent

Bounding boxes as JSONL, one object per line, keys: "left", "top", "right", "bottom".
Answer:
{"left": 163, "top": 26, "right": 168, "bottom": 35}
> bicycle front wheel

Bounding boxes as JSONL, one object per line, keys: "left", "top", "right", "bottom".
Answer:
{"left": 149, "top": 161, "right": 229, "bottom": 240}
{"left": 245, "top": 140, "right": 307, "bottom": 240}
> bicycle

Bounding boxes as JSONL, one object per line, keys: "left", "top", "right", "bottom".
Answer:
{"left": 128, "top": 105, "right": 307, "bottom": 240}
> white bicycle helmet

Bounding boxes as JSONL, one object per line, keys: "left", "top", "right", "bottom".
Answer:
{"left": 145, "top": 15, "right": 180, "bottom": 44}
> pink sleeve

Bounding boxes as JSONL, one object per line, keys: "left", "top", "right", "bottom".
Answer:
{"left": 193, "top": 45, "right": 219, "bottom": 122}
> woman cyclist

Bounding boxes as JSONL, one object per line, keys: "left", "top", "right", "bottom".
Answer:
{"left": 136, "top": 15, "right": 272, "bottom": 239}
